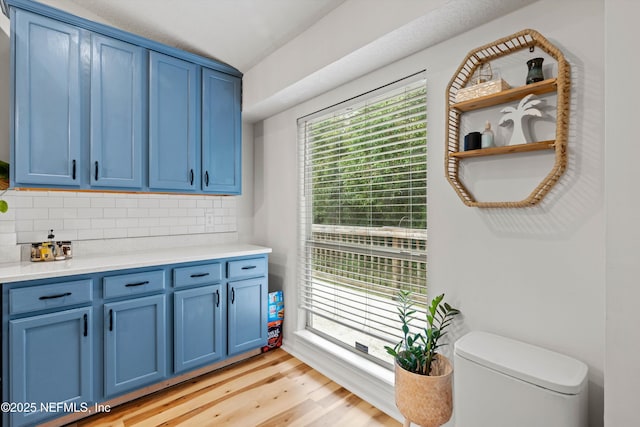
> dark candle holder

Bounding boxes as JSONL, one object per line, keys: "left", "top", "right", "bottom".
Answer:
{"left": 526, "top": 57, "right": 544, "bottom": 84}
{"left": 464, "top": 132, "right": 482, "bottom": 151}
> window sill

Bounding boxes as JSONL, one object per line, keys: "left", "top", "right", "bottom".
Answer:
{"left": 292, "top": 329, "right": 394, "bottom": 384}
{"left": 284, "top": 329, "right": 399, "bottom": 421}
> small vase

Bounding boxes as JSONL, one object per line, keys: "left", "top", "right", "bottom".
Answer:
{"left": 526, "top": 57, "right": 544, "bottom": 84}
{"left": 395, "top": 354, "right": 453, "bottom": 427}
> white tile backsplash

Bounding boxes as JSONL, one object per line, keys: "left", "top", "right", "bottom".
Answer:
{"left": 0, "top": 191, "right": 239, "bottom": 257}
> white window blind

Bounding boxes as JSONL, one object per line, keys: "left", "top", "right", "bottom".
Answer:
{"left": 298, "top": 75, "right": 427, "bottom": 365}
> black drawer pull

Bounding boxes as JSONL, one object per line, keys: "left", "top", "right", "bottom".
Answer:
{"left": 205, "top": 171, "right": 209, "bottom": 187}
{"left": 109, "top": 309, "right": 113, "bottom": 331}
{"left": 94, "top": 161, "right": 99, "bottom": 181}
{"left": 72, "top": 159, "right": 76, "bottom": 180}
{"left": 83, "top": 313, "right": 88, "bottom": 337}
{"left": 190, "top": 169, "right": 194, "bottom": 186}
{"left": 39, "top": 292, "right": 72, "bottom": 300}
{"left": 125, "top": 281, "right": 149, "bottom": 287}
{"left": 231, "top": 288, "right": 235, "bottom": 304}
{"left": 190, "top": 273, "right": 210, "bottom": 278}
{"left": 241, "top": 265, "right": 257, "bottom": 270}
{"left": 215, "top": 289, "right": 220, "bottom": 307}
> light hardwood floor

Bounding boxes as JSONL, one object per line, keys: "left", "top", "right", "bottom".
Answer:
{"left": 67, "top": 349, "right": 400, "bottom": 427}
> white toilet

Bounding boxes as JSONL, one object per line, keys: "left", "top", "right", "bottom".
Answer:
{"left": 454, "top": 331, "right": 588, "bottom": 427}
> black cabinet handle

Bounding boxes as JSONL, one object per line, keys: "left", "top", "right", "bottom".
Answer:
{"left": 205, "top": 171, "right": 209, "bottom": 187}
{"left": 215, "top": 289, "right": 220, "bottom": 307}
{"left": 190, "top": 169, "right": 194, "bottom": 185}
{"left": 94, "top": 161, "right": 99, "bottom": 181}
{"left": 72, "top": 160, "right": 76, "bottom": 180}
{"left": 190, "top": 273, "right": 209, "bottom": 278}
{"left": 231, "top": 288, "right": 235, "bottom": 304}
{"left": 241, "top": 265, "right": 257, "bottom": 270}
{"left": 83, "top": 313, "right": 88, "bottom": 337}
{"left": 125, "top": 280, "right": 149, "bottom": 287}
{"left": 39, "top": 292, "right": 72, "bottom": 300}
{"left": 109, "top": 309, "right": 113, "bottom": 331}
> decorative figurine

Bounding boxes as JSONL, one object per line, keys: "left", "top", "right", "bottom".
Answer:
{"left": 498, "top": 94, "right": 542, "bottom": 146}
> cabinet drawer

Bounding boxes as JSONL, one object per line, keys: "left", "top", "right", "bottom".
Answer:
{"left": 227, "top": 257, "right": 266, "bottom": 279}
{"left": 9, "top": 279, "right": 93, "bottom": 315}
{"left": 173, "top": 263, "right": 222, "bottom": 288}
{"left": 103, "top": 270, "right": 165, "bottom": 299}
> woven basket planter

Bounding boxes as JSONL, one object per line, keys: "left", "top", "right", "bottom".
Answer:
{"left": 395, "top": 354, "right": 453, "bottom": 427}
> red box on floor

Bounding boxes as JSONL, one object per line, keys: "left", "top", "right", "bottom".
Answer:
{"left": 262, "top": 291, "right": 284, "bottom": 352}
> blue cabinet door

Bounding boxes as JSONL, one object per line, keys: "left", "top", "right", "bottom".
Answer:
{"left": 13, "top": 10, "right": 82, "bottom": 186}
{"left": 104, "top": 294, "right": 166, "bottom": 397}
{"left": 202, "top": 68, "right": 241, "bottom": 194}
{"left": 91, "top": 35, "right": 144, "bottom": 189}
{"left": 9, "top": 307, "right": 92, "bottom": 427}
{"left": 174, "top": 284, "right": 224, "bottom": 373}
{"left": 149, "top": 51, "right": 198, "bottom": 191}
{"left": 227, "top": 278, "right": 267, "bottom": 356}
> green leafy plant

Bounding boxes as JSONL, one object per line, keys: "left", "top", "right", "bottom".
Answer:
{"left": 385, "top": 290, "right": 460, "bottom": 375}
{"left": 0, "top": 161, "right": 8, "bottom": 213}
{"left": 0, "top": 190, "right": 7, "bottom": 214}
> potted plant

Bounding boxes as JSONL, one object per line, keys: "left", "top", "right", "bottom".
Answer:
{"left": 0, "top": 160, "right": 8, "bottom": 213}
{"left": 0, "top": 190, "right": 7, "bottom": 214}
{"left": 385, "top": 291, "right": 461, "bottom": 427}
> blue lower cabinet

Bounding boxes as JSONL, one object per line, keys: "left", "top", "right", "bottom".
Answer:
{"left": 174, "top": 285, "right": 224, "bottom": 373}
{"left": 2, "top": 254, "right": 268, "bottom": 426}
{"left": 227, "top": 278, "right": 267, "bottom": 356}
{"left": 9, "top": 307, "right": 92, "bottom": 427}
{"left": 104, "top": 294, "right": 167, "bottom": 397}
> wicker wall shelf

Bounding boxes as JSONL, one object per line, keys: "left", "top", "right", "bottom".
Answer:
{"left": 445, "top": 29, "right": 570, "bottom": 208}
{"left": 450, "top": 140, "right": 555, "bottom": 159}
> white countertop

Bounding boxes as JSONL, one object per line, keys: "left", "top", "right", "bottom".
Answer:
{"left": 0, "top": 243, "right": 272, "bottom": 283}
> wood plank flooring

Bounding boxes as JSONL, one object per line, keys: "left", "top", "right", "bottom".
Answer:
{"left": 67, "top": 349, "right": 400, "bottom": 427}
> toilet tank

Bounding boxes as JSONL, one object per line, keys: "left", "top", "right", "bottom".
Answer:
{"left": 454, "top": 331, "right": 588, "bottom": 427}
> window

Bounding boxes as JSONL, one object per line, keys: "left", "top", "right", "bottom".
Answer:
{"left": 298, "top": 74, "right": 427, "bottom": 366}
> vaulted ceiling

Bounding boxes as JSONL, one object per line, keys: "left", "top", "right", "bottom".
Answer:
{"left": 37, "top": 0, "right": 347, "bottom": 72}
{"left": 29, "top": 0, "right": 538, "bottom": 121}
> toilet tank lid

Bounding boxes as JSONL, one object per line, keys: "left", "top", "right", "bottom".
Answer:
{"left": 454, "top": 331, "right": 588, "bottom": 395}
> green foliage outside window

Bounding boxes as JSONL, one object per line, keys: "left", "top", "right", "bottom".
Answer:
{"left": 308, "top": 87, "right": 427, "bottom": 230}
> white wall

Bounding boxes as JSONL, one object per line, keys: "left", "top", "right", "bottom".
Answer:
{"left": 604, "top": 0, "right": 640, "bottom": 425}
{"left": 253, "top": 0, "right": 606, "bottom": 425}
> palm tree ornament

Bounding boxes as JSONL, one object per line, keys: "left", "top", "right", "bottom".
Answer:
{"left": 499, "top": 94, "right": 542, "bottom": 146}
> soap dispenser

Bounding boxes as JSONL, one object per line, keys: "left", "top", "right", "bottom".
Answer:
{"left": 481, "top": 121, "right": 494, "bottom": 148}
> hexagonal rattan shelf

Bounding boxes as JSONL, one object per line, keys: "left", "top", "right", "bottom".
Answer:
{"left": 445, "top": 29, "right": 570, "bottom": 208}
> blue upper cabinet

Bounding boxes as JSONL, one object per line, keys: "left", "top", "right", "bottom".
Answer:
{"left": 8, "top": 0, "right": 242, "bottom": 195}
{"left": 202, "top": 68, "right": 242, "bottom": 194}
{"left": 149, "top": 52, "right": 198, "bottom": 192}
{"left": 13, "top": 10, "right": 82, "bottom": 187}
{"left": 90, "top": 35, "right": 144, "bottom": 189}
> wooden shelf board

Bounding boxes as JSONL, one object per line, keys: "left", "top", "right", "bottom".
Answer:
{"left": 450, "top": 140, "right": 555, "bottom": 159}
{"left": 452, "top": 78, "right": 557, "bottom": 112}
